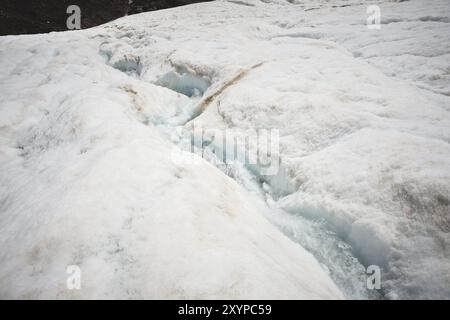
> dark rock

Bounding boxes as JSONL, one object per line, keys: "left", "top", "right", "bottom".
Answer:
{"left": 0, "top": 0, "right": 211, "bottom": 36}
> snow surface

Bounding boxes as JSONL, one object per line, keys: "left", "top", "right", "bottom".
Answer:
{"left": 1, "top": 0, "right": 449, "bottom": 299}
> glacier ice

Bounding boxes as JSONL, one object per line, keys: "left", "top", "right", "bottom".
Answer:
{"left": 0, "top": 0, "right": 449, "bottom": 299}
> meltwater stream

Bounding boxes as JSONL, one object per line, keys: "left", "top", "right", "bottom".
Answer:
{"left": 263, "top": 207, "right": 382, "bottom": 299}
{"left": 112, "top": 56, "right": 384, "bottom": 299}
{"left": 171, "top": 129, "right": 382, "bottom": 299}
{"left": 147, "top": 64, "right": 382, "bottom": 299}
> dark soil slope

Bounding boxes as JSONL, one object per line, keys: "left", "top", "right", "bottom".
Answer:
{"left": 1, "top": 0, "right": 211, "bottom": 36}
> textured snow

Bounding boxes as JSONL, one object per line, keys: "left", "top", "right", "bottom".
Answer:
{"left": 0, "top": 35, "right": 342, "bottom": 299}
{"left": 1, "top": 0, "right": 450, "bottom": 299}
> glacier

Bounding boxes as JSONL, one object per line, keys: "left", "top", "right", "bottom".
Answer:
{"left": 0, "top": 0, "right": 449, "bottom": 299}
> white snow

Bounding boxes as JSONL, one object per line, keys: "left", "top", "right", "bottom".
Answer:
{"left": 1, "top": 0, "right": 449, "bottom": 299}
